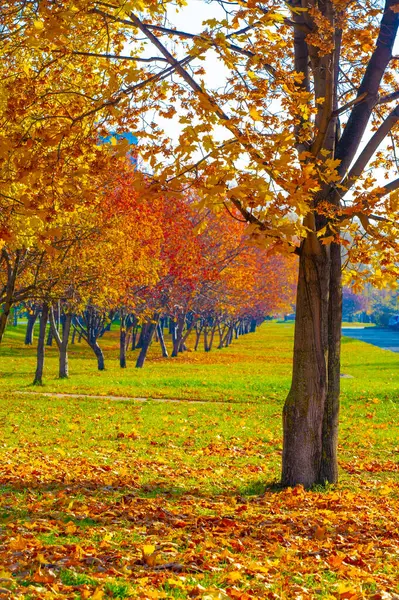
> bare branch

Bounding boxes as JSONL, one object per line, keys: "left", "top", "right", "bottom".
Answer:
{"left": 333, "top": 92, "right": 368, "bottom": 117}
{"left": 70, "top": 50, "right": 169, "bottom": 63}
{"left": 335, "top": 0, "right": 399, "bottom": 177}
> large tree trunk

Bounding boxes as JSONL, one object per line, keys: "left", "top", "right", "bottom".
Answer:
{"left": 281, "top": 232, "right": 332, "bottom": 488}
{"left": 33, "top": 303, "right": 49, "bottom": 385}
{"left": 319, "top": 241, "right": 342, "bottom": 483}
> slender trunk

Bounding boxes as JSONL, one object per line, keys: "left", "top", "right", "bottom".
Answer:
{"left": 46, "top": 327, "right": 53, "bottom": 346}
{"left": 172, "top": 314, "right": 185, "bottom": 357}
{"left": 131, "top": 326, "right": 138, "bottom": 350}
{"left": 71, "top": 327, "right": 77, "bottom": 344}
{"left": 0, "top": 250, "right": 21, "bottom": 344}
{"left": 13, "top": 307, "right": 18, "bottom": 326}
{"left": 157, "top": 323, "right": 168, "bottom": 357}
{"left": 194, "top": 324, "right": 203, "bottom": 351}
{"left": 33, "top": 303, "right": 49, "bottom": 385}
{"left": 59, "top": 314, "right": 71, "bottom": 379}
{"left": 319, "top": 242, "right": 342, "bottom": 484}
{"left": 204, "top": 325, "right": 209, "bottom": 352}
{"left": 136, "top": 316, "right": 158, "bottom": 368}
{"left": 0, "top": 303, "right": 12, "bottom": 342}
{"left": 120, "top": 317, "right": 127, "bottom": 368}
{"left": 250, "top": 319, "right": 257, "bottom": 333}
{"left": 25, "top": 310, "right": 38, "bottom": 345}
{"left": 207, "top": 324, "right": 217, "bottom": 351}
{"left": 90, "top": 341, "right": 105, "bottom": 370}
{"left": 282, "top": 233, "right": 330, "bottom": 488}
{"left": 49, "top": 305, "right": 71, "bottom": 378}
{"left": 136, "top": 324, "right": 147, "bottom": 349}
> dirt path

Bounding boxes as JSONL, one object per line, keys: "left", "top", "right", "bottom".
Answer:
{"left": 12, "top": 390, "right": 226, "bottom": 403}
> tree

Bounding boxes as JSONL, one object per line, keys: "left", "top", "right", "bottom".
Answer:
{"left": 56, "top": 0, "right": 397, "bottom": 487}
{"left": 4, "top": 1, "right": 399, "bottom": 486}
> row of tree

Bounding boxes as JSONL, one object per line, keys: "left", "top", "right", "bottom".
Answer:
{"left": 3, "top": 0, "right": 399, "bottom": 486}
{"left": 2, "top": 163, "right": 297, "bottom": 383}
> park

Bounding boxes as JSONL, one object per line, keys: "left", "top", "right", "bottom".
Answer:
{"left": 1, "top": 0, "right": 399, "bottom": 598}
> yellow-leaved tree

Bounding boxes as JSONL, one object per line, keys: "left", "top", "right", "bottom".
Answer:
{"left": 2, "top": 0, "right": 399, "bottom": 486}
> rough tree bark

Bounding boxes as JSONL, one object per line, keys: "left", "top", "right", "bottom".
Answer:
{"left": 282, "top": 230, "right": 331, "bottom": 487}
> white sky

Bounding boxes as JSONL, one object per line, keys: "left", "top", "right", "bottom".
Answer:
{"left": 137, "top": 1, "right": 399, "bottom": 185}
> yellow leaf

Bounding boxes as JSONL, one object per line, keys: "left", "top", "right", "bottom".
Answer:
{"left": 166, "top": 577, "right": 184, "bottom": 588}
{"left": 65, "top": 521, "right": 77, "bottom": 535}
{"left": 249, "top": 107, "right": 262, "bottom": 121}
{"left": 226, "top": 570, "right": 242, "bottom": 582}
{"left": 142, "top": 544, "right": 156, "bottom": 556}
{"left": 9, "top": 535, "right": 28, "bottom": 550}
{"left": 33, "top": 20, "right": 44, "bottom": 30}
{"left": 90, "top": 589, "right": 104, "bottom": 600}
{"left": 314, "top": 524, "right": 327, "bottom": 540}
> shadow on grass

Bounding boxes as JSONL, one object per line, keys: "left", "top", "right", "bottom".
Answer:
{"left": 0, "top": 476, "right": 284, "bottom": 504}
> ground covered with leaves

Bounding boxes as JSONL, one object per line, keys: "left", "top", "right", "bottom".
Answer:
{"left": 0, "top": 324, "right": 398, "bottom": 599}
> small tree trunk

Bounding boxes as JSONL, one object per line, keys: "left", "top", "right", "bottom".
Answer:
{"left": 131, "top": 326, "right": 139, "bottom": 350}
{"left": 46, "top": 326, "right": 53, "bottom": 346}
{"left": 204, "top": 325, "right": 209, "bottom": 352}
{"left": 136, "top": 316, "right": 158, "bottom": 368}
{"left": 120, "top": 317, "right": 127, "bottom": 368}
{"left": 13, "top": 307, "right": 18, "bottom": 326}
{"left": 33, "top": 303, "right": 49, "bottom": 385}
{"left": 0, "top": 250, "right": 22, "bottom": 344}
{"left": 0, "top": 311, "right": 9, "bottom": 343}
{"left": 171, "top": 314, "right": 185, "bottom": 357}
{"left": 157, "top": 323, "right": 168, "bottom": 357}
{"left": 194, "top": 323, "right": 203, "bottom": 351}
{"left": 71, "top": 327, "right": 77, "bottom": 344}
{"left": 59, "top": 314, "right": 72, "bottom": 379}
{"left": 91, "top": 341, "right": 105, "bottom": 370}
{"left": 250, "top": 319, "right": 257, "bottom": 333}
{"left": 25, "top": 309, "right": 38, "bottom": 345}
{"left": 207, "top": 324, "right": 217, "bottom": 351}
{"left": 136, "top": 324, "right": 147, "bottom": 349}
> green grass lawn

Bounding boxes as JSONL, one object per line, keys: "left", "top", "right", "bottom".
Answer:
{"left": 0, "top": 322, "right": 398, "bottom": 599}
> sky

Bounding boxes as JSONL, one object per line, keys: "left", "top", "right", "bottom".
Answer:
{"left": 134, "top": 1, "right": 399, "bottom": 186}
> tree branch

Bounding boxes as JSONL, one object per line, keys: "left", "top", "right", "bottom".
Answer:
{"left": 335, "top": 0, "right": 399, "bottom": 177}
{"left": 70, "top": 50, "right": 169, "bottom": 63}
{"left": 128, "top": 13, "right": 285, "bottom": 189}
{"left": 344, "top": 103, "right": 399, "bottom": 188}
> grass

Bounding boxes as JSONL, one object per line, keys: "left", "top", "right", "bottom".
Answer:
{"left": 0, "top": 322, "right": 398, "bottom": 598}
